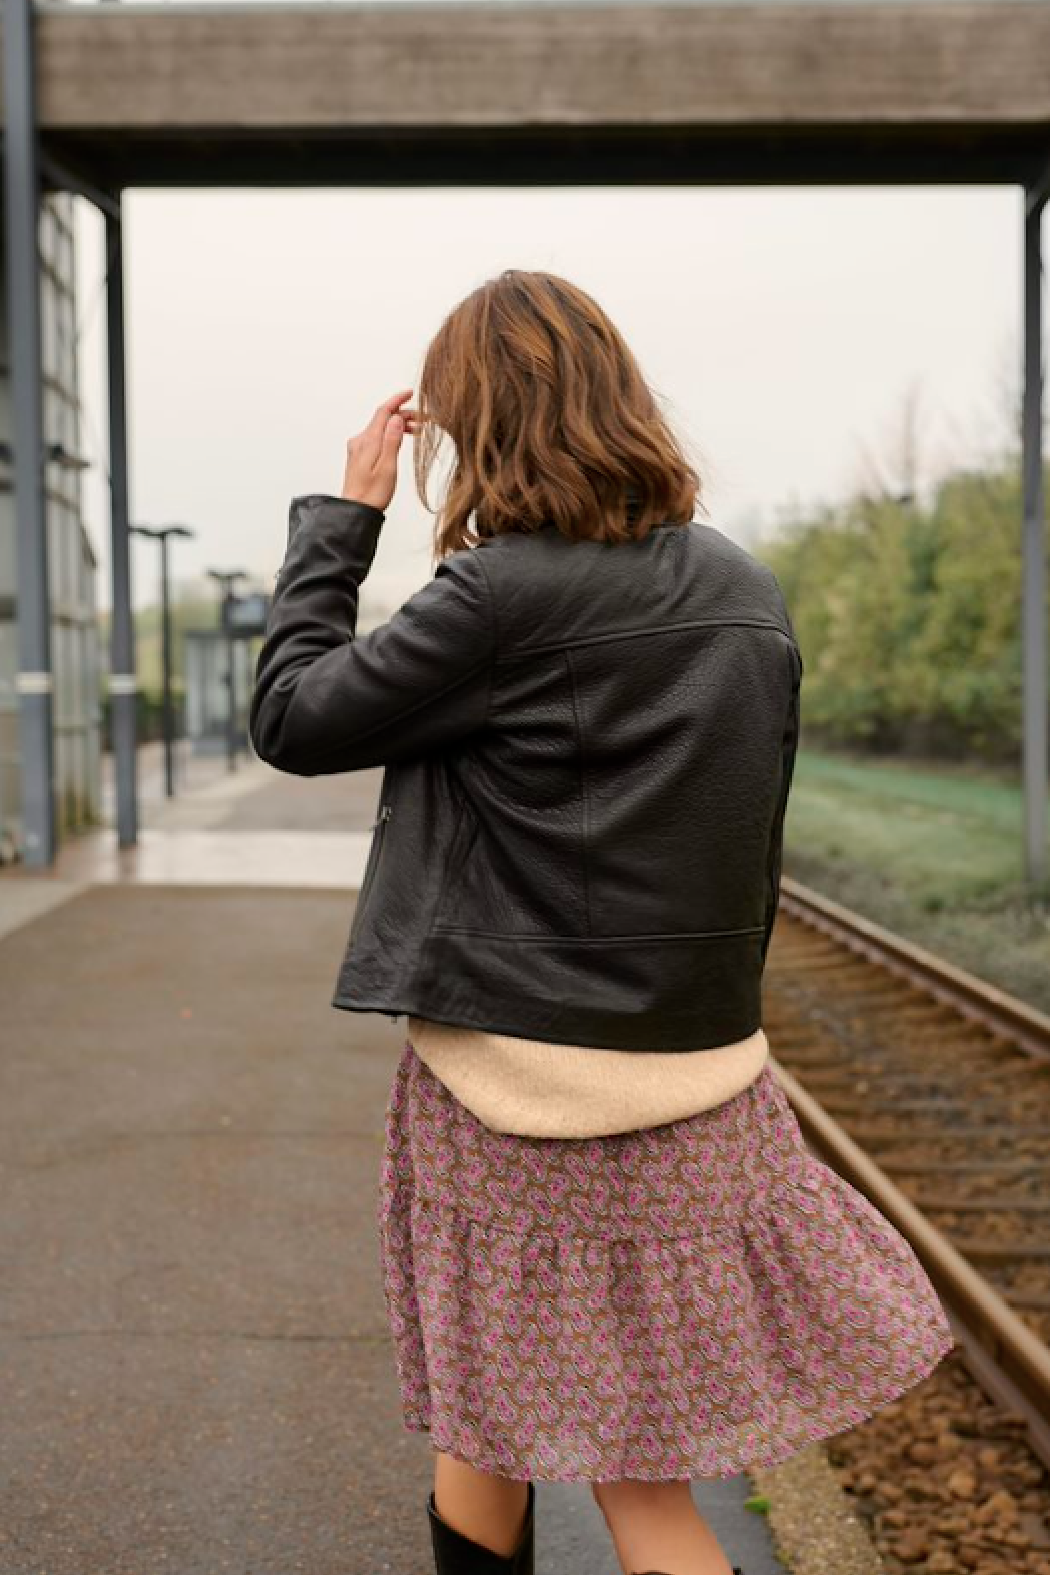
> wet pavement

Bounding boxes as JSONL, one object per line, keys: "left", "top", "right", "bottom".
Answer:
{"left": 0, "top": 746, "right": 788, "bottom": 1574}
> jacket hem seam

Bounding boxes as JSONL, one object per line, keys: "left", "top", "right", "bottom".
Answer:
{"left": 330, "top": 997, "right": 766, "bottom": 1050}
{"left": 424, "top": 925, "right": 766, "bottom": 942}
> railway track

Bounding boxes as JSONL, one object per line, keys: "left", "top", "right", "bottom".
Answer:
{"left": 767, "top": 875, "right": 1050, "bottom": 1477}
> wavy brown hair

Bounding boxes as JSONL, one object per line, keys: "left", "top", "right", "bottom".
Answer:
{"left": 413, "top": 270, "right": 707, "bottom": 561}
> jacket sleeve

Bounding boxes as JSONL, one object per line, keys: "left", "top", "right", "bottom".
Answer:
{"left": 249, "top": 493, "right": 497, "bottom": 775}
{"left": 760, "top": 644, "right": 802, "bottom": 966}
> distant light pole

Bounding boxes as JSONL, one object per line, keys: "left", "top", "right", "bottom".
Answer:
{"left": 130, "top": 523, "right": 195, "bottom": 798}
{"left": 207, "top": 568, "right": 248, "bottom": 771}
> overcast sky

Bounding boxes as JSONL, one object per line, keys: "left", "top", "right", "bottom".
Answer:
{"left": 74, "top": 184, "right": 1025, "bottom": 620}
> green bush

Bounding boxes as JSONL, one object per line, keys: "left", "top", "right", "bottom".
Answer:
{"left": 757, "top": 457, "right": 1034, "bottom": 764}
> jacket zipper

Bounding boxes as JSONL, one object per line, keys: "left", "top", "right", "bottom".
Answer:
{"left": 368, "top": 805, "right": 400, "bottom": 1021}
{"left": 350, "top": 802, "right": 393, "bottom": 944}
{"left": 370, "top": 804, "right": 393, "bottom": 833}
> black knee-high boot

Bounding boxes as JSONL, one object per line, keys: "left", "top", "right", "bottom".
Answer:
{"left": 428, "top": 1480, "right": 535, "bottom": 1574}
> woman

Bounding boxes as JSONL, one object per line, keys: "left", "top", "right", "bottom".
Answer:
{"left": 249, "top": 270, "right": 955, "bottom": 1575}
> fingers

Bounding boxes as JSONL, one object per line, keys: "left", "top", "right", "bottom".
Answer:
{"left": 340, "top": 390, "right": 421, "bottom": 508}
{"left": 367, "top": 388, "right": 414, "bottom": 438}
{"left": 380, "top": 408, "right": 405, "bottom": 456}
{"left": 350, "top": 391, "right": 419, "bottom": 456}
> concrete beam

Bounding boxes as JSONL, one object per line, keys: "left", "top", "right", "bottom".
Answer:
{"left": 25, "top": 2, "right": 1050, "bottom": 132}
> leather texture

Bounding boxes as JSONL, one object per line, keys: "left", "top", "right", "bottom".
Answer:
{"left": 427, "top": 1482, "right": 535, "bottom": 1574}
{"left": 250, "top": 494, "right": 803, "bottom": 1052}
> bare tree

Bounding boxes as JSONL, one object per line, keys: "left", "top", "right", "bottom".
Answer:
{"left": 846, "top": 376, "right": 927, "bottom": 505}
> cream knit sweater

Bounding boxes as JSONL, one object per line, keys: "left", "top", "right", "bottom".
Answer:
{"left": 406, "top": 1014, "right": 769, "bottom": 1138}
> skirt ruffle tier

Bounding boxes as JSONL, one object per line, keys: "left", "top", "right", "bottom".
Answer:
{"left": 376, "top": 1040, "right": 956, "bottom": 1483}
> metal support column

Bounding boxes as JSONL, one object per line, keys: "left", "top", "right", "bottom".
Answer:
{"left": 2, "top": 0, "right": 55, "bottom": 864}
{"left": 1022, "top": 165, "right": 1049, "bottom": 892}
{"left": 105, "top": 200, "right": 139, "bottom": 847}
{"left": 159, "top": 533, "right": 175, "bottom": 798}
{"left": 225, "top": 592, "right": 237, "bottom": 773}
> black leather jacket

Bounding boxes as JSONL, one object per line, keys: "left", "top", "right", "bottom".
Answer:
{"left": 249, "top": 494, "right": 803, "bottom": 1051}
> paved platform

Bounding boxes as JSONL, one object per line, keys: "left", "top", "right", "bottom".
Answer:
{"left": 0, "top": 758, "right": 788, "bottom": 1574}
{"left": 48, "top": 747, "right": 385, "bottom": 888}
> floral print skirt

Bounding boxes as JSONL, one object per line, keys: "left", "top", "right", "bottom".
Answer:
{"left": 376, "top": 1039, "right": 956, "bottom": 1483}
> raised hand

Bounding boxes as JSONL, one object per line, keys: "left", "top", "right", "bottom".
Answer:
{"left": 340, "top": 388, "right": 420, "bottom": 512}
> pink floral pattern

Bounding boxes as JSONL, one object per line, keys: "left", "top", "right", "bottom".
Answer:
{"left": 376, "top": 1041, "right": 956, "bottom": 1483}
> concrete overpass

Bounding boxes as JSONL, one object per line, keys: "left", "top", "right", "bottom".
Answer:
{"left": 2, "top": 1, "right": 1049, "bottom": 878}
{"left": 25, "top": 1, "right": 1050, "bottom": 189}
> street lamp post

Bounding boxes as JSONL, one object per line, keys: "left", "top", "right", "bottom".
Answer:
{"left": 130, "top": 523, "right": 195, "bottom": 798}
{"left": 207, "top": 569, "right": 248, "bottom": 772}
